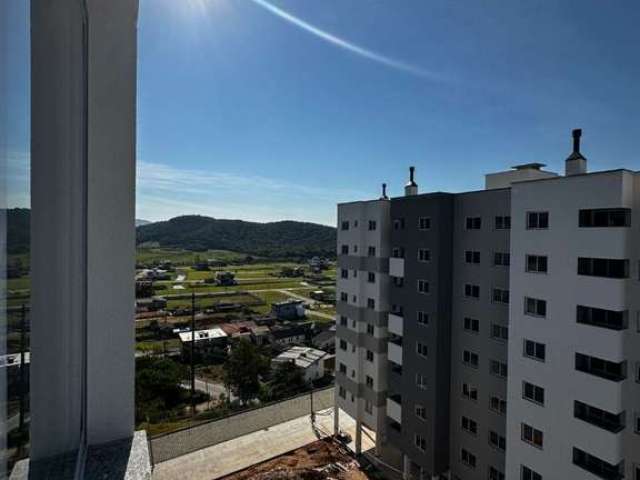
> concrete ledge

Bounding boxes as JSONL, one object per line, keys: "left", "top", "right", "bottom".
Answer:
{"left": 10, "top": 431, "right": 151, "bottom": 480}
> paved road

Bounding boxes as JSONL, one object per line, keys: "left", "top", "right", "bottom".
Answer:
{"left": 182, "top": 377, "right": 237, "bottom": 402}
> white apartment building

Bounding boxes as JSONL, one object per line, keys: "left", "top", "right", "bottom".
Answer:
{"left": 335, "top": 130, "right": 640, "bottom": 480}
{"left": 335, "top": 195, "right": 391, "bottom": 454}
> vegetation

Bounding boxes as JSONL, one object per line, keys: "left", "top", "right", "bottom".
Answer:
{"left": 135, "top": 356, "right": 190, "bottom": 423}
{"left": 136, "top": 215, "right": 336, "bottom": 259}
{"left": 261, "top": 362, "right": 308, "bottom": 402}
{"left": 222, "top": 339, "right": 269, "bottom": 405}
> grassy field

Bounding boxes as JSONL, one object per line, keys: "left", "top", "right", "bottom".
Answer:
{"left": 136, "top": 248, "right": 248, "bottom": 266}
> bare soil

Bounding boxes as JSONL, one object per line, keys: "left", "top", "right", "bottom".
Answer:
{"left": 221, "top": 438, "right": 373, "bottom": 480}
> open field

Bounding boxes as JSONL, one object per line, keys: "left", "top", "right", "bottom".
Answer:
{"left": 137, "top": 248, "right": 248, "bottom": 266}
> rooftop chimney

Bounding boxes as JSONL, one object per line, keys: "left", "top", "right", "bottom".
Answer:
{"left": 565, "top": 128, "right": 587, "bottom": 176}
{"left": 404, "top": 166, "right": 418, "bottom": 196}
{"left": 380, "top": 183, "right": 389, "bottom": 200}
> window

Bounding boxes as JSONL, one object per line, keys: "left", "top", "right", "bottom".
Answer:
{"left": 417, "top": 279, "right": 429, "bottom": 294}
{"left": 460, "top": 448, "right": 477, "bottom": 468}
{"left": 578, "top": 257, "right": 629, "bottom": 278}
{"left": 491, "top": 324, "right": 508, "bottom": 342}
{"left": 367, "top": 246, "right": 376, "bottom": 257}
{"left": 466, "top": 217, "right": 482, "bottom": 230}
{"left": 495, "top": 215, "right": 511, "bottom": 230}
{"left": 366, "top": 350, "right": 374, "bottom": 362}
{"left": 461, "top": 416, "right": 478, "bottom": 435}
{"left": 339, "top": 340, "right": 347, "bottom": 351}
{"left": 392, "top": 247, "right": 405, "bottom": 258}
{"left": 352, "top": 269, "right": 357, "bottom": 278}
{"left": 365, "top": 400, "right": 373, "bottom": 414}
{"left": 351, "top": 294, "right": 357, "bottom": 303}
{"left": 368, "top": 220, "right": 377, "bottom": 231}
{"left": 416, "top": 374, "right": 427, "bottom": 389}
{"left": 338, "top": 386, "right": 346, "bottom": 399}
{"left": 488, "top": 431, "right": 506, "bottom": 451}
{"left": 354, "top": 220, "right": 358, "bottom": 228}
{"left": 418, "top": 217, "right": 431, "bottom": 230}
{"left": 366, "top": 324, "right": 374, "bottom": 336}
{"left": 365, "top": 376, "right": 374, "bottom": 388}
{"left": 492, "top": 288, "right": 509, "bottom": 304}
{"left": 574, "top": 400, "right": 625, "bottom": 433}
{"left": 416, "top": 342, "right": 428, "bottom": 357}
{"left": 339, "top": 363, "right": 347, "bottom": 374}
{"left": 462, "top": 383, "right": 478, "bottom": 401}
{"left": 463, "top": 350, "right": 479, "bottom": 368}
{"left": 579, "top": 208, "right": 631, "bottom": 228}
{"left": 393, "top": 218, "right": 405, "bottom": 230}
{"left": 341, "top": 245, "right": 349, "bottom": 254}
{"left": 490, "top": 360, "right": 507, "bottom": 378}
{"left": 521, "top": 423, "right": 543, "bottom": 448}
{"left": 367, "top": 272, "right": 375, "bottom": 283}
{"left": 521, "top": 465, "right": 542, "bottom": 480}
{"left": 577, "top": 305, "right": 627, "bottom": 330}
{"left": 339, "top": 316, "right": 347, "bottom": 326}
{"left": 464, "top": 317, "right": 479, "bottom": 333}
{"left": 415, "top": 434, "right": 426, "bottom": 451}
{"left": 494, "top": 252, "right": 510, "bottom": 266}
{"left": 490, "top": 396, "right": 507, "bottom": 415}
{"left": 489, "top": 466, "right": 505, "bottom": 480}
{"left": 522, "top": 381, "right": 544, "bottom": 405}
{"left": 353, "top": 244, "right": 358, "bottom": 253}
{"left": 417, "top": 311, "right": 429, "bottom": 326}
{"left": 576, "top": 353, "right": 626, "bottom": 382}
{"left": 526, "top": 254, "right": 548, "bottom": 273}
{"left": 340, "top": 269, "right": 348, "bottom": 279}
{"left": 635, "top": 413, "right": 640, "bottom": 434}
{"left": 415, "top": 404, "right": 426, "bottom": 420}
{"left": 525, "top": 297, "right": 547, "bottom": 317}
{"left": 392, "top": 276, "right": 404, "bottom": 287}
{"left": 418, "top": 248, "right": 431, "bottom": 262}
{"left": 367, "top": 298, "right": 375, "bottom": 309}
{"left": 526, "top": 211, "right": 549, "bottom": 229}
{"left": 523, "top": 339, "right": 546, "bottom": 362}
{"left": 465, "top": 250, "right": 481, "bottom": 264}
{"left": 573, "top": 447, "right": 624, "bottom": 480}
{"left": 464, "top": 284, "right": 480, "bottom": 298}
{"left": 340, "top": 292, "right": 348, "bottom": 302}
{"left": 341, "top": 221, "right": 349, "bottom": 231}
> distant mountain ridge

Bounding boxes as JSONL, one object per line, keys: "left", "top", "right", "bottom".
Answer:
{"left": 6, "top": 209, "right": 336, "bottom": 259}
{"left": 137, "top": 215, "right": 336, "bottom": 259}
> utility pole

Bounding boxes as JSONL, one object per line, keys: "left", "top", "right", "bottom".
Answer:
{"left": 18, "top": 303, "right": 27, "bottom": 435}
{"left": 310, "top": 388, "right": 315, "bottom": 424}
{"left": 190, "top": 292, "right": 196, "bottom": 415}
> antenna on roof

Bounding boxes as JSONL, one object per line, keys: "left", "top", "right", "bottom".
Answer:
{"left": 380, "top": 183, "right": 389, "bottom": 200}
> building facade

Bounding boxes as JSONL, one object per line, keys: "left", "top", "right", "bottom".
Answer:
{"left": 335, "top": 131, "right": 640, "bottom": 480}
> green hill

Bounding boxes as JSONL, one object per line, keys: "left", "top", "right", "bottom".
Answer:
{"left": 137, "top": 215, "right": 336, "bottom": 259}
{"left": 6, "top": 209, "right": 336, "bottom": 259}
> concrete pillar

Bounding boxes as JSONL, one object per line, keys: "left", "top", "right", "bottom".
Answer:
{"left": 355, "top": 419, "right": 362, "bottom": 455}
{"left": 30, "top": 0, "right": 138, "bottom": 460}
{"left": 403, "top": 454, "right": 411, "bottom": 480}
{"left": 333, "top": 401, "right": 340, "bottom": 435}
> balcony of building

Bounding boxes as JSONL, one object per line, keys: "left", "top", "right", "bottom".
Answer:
{"left": 386, "top": 394, "right": 402, "bottom": 424}
{"left": 388, "top": 313, "right": 404, "bottom": 337}
{"left": 388, "top": 335, "right": 403, "bottom": 366}
{"left": 389, "top": 257, "right": 405, "bottom": 278}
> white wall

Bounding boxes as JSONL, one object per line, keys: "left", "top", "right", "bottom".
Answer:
{"left": 506, "top": 170, "right": 640, "bottom": 479}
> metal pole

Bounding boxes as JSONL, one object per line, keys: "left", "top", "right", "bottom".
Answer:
{"left": 310, "top": 388, "right": 315, "bottom": 424}
{"left": 191, "top": 292, "right": 196, "bottom": 415}
{"left": 19, "top": 303, "right": 27, "bottom": 434}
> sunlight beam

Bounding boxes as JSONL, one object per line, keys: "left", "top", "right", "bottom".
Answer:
{"left": 248, "top": 0, "right": 444, "bottom": 81}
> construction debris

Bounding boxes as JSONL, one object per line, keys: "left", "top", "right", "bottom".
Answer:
{"left": 220, "top": 438, "right": 374, "bottom": 480}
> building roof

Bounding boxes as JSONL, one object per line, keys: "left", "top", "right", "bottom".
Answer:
{"left": 220, "top": 320, "right": 258, "bottom": 336}
{"left": 312, "top": 329, "right": 335, "bottom": 345}
{"left": 272, "top": 299, "right": 305, "bottom": 307}
{"left": 273, "top": 346, "right": 328, "bottom": 369}
{"left": 271, "top": 325, "right": 308, "bottom": 339}
{"left": 178, "top": 328, "right": 227, "bottom": 343}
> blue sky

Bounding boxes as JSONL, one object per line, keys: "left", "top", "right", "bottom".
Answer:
{"left": 6, "top": 0, "right": 640, "bottom": 225}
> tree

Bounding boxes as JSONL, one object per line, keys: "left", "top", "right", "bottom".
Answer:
{"left": 223, "top": 339, "right": 268, "bottom": 405}
{"left": 135, "top": 357, "right": 186, "bottom": 422}
{"left": 265, "top": 362, "right": 308, "bottom": 401}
